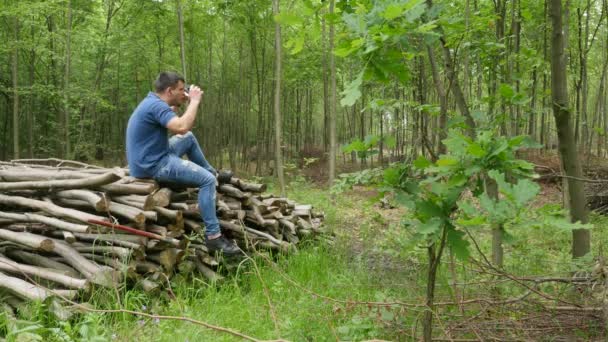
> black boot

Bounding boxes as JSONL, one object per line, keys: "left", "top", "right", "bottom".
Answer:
{"left": 205, "top": 235, "right": 241, "bottom": 256}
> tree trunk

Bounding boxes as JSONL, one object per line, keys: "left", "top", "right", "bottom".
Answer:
{"left": 63, "top": 0, "right": 72, "bottom": 158}
{"left": 328, "top": 0, "right": 337, "bottom": 186}
{"left": 176, "top": 0, "right": 187, "bottom": 81}
{"left": 273, "top": 0, "right": 285, "bottom": 196}
{"left": 549, "top": 0, "right": 590, "bottom": 258}
{"left": 12, "top": 16, "right": 20, "bottom": 159}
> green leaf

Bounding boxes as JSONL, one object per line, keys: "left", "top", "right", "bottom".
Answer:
{"left": 340, "top": 71, "right": 364, "bottom": 107}
{"left": 395, "top": 191, "right": 415, "bottom": 209}
{"left": 383, "top": 4, "right": 405, "bottom": 20}
{"left": 457, "top": 215, "right": 486, "bottom": 226}
{"left": 467, "top": 142, "right": 486, "bottom": 157}
{"left": 383, "top": 167, "right": 401, "bottom": 186}
{"left": 342, "top": 139, "right": 366, "bottom": 153}
{"left": 414, "top": 155, "right": 431, "bottom": 169}
{"left": 416, "top": 200, "right": 443, "bottom": 219}
{"left": 405, "top": 1, "right": 426, "bottom": 22}
{"left": 274, "top": 13, "right": 303, "bottom": 25}
{"left": 287, "top": 35, "right": 305, "bottom": 54}
{"left": 498, "top": 83, "right": 515, "bottom": 99}
{"left": 436, "top": 157, "right": 458, "bottom": 167}
{"left": 447, "top": 228, "right": 470, "bottom": 260}
{"left": 511, "top": 179, "right": 540, "bottom": 207}
{"left": 415, "top": 21, "right": 437, "bottom": 33}
{"left": 417, "top": 217, "right": 442, "bottom": 234}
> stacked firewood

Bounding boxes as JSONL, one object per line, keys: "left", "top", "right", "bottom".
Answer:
{"left": 0, "top": 158, "right": 325, "bottom": 305}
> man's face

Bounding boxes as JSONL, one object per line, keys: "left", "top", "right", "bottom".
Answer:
{"left": 168, "top": 81, "right": 187, "bottom": 107}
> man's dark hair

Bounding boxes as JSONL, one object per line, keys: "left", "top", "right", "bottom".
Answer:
{"left": 154, "top": 72, "right": 185, "bottom": 92}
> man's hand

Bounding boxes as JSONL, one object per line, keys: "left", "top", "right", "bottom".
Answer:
{"left": 188, "top": 85, "right": 203, "bottom": 104}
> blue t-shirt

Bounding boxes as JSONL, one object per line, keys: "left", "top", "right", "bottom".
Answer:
{"left": 126, "top": 92, "right": 176, "bottom": 177}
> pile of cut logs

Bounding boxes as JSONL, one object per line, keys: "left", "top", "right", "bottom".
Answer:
{"left": 0, "top": 158, "right": 325, "bottom": 305}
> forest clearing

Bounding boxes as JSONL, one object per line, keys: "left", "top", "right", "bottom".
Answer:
{"left": 2, "top": 0, "right": 608, "bottom": 340}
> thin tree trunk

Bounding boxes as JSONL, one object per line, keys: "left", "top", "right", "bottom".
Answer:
{"left": 549, "top": 0, "right": 590, "bottom": 258}
{"left": 328, "top": 0, "right": 337, "bottom": 186}
{"left": 64, "top": 0, "right": 72, "bottom": 158}
{"left": 12, "top": 16, "right": 20, "bottom": 159}
{"left": 273, "top": 0, "right": 285, "bottom": 196}
{"left": 176, "top": 0, "right": 187, "bottom": 81}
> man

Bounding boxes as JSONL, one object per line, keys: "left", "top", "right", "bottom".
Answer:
{"left": 126, "top": 71, "right": 239, "bottom": 255}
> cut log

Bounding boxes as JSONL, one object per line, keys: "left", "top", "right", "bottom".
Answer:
{"left": 218, "top": 184, "right": 247, "bottom": 199}
{"left": 106, "top": 201, "right": 146, "bottom": 227}
{"left": 147, "top": 248, "right": 185, "bottom": 273}
{"left": 0, "top": 211, "right": 90, "bottom": 233}
{"left": 100, "top": 182, "right": 158, "bottom": 195}
{"left": 0, "top": 271, "right": 77, "bottom": 301}
{"left": 71, "top": 232, "right": 147, "bottom": 250}
{"left": 72, "top": 245, "right": 137, "bottom": 260}
{"left": 0, "top": 194, "right": 109, "bottom": 224}
{"left": 6, "top": 250, "right": 81, "bottom": 278}
{"left": 0, "top": 229, "right": 54, "bottom": 252}
{"left": 0, "top": 171, "right": 122, "bottom": 191}
{"left": 230, "top": 178, "right": 267, "bottom": 193}
{"left": 54, "top": 190, "right": 109, "bottom": 212}
{"left": 152, "top": 188, "right": 172, "bottom": 208}
{"left": 192, "top": 257, "right": 224, "bottom": 282}
{"left": 0, "top": 254, "right": 89, "bottom": 290}
{"left": 49, "top": 239, "right": 121, "bottom": 287}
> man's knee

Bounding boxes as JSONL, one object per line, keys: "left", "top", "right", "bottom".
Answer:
{"left": 196, "top": 169, "right": 216, "bottom": 187}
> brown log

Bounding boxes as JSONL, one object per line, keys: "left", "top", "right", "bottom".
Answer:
{"left": 50, "top": 239, "right": 121, "bottom": 287}
{"left": 0, "top": 229, "right": 54, "bottom": 252}
{"left": 0, "top": 211, "right": 90, "bottom": 233}
{"left": 134, "top": 260, "right": 161, "bottom": 274}
{"left": 191, "top": 256, "right": 223, "bottom": 282}
{"left": 71, "top": 232, "right": 147, "bottom": 250}
{"left": 0, "top": 194, "right": 109, "bottom": 224}
{"left": 100, "top": 182, "right": 158, "bottom": 195}
{"left": 112, "top": 195, "right": 155, "bottom": 211}
{"left": 106, "top": 201, "right": 146, "bottom": 227}
{"left": 152, "top": 188, "right": 172, "bottom": 208}
{"left": 218, "top": 184, "right": 247, "bottom": 199}
{"left": 154, "top": 206, "right": 184, "bottom": 228}
{"left": 230, "top": 178, "right": 267, "bottom": 193}
{"left": 146, "top": 224, "right": 167, "bottom": 237}
{"left": 80, "top": 254, "right": 136, "bottom": 277}
{"left": 0, "top": 171, "right": 122, "bottom": 191}
{"left": 54, "top": 190, "right": 109, "bottom": 212}
{"left": 183, "top": 219, "right": 202, "bottom": 233}
{"left": 6, "top": 250, "right": 81, "bottom": 278}
{"left": 147, "top": 248, "right": 185, "bottom": 273}
{"left": 72, "top": 245, "right": 138, "bottom": 260}
{"left": 0, "top": 271, "right": 77, "bottom": 301}
{"left": 0, "top": 254, "right": 89, "bottom": 290}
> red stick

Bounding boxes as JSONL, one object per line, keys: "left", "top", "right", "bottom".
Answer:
{"left": 88, "top": 218, "right": 178, "bottom": 246}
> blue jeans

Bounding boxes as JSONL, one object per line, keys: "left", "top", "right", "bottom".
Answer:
{"left": 152, "top": 132, "right": 219, "bottom": 236}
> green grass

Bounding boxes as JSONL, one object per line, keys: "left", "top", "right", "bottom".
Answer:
{"left": 1, "top": 179, "right": 606, "bottom": 341}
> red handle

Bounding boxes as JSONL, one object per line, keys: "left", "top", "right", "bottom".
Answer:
{"left": 88, "top": 218, "right": 165, "bottom": 240}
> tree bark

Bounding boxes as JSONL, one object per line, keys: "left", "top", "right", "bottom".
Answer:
{"left": 12, "top": 15, "right": 20, "bottom": 159}
{"left": 549, "top": 0, "right": 590, "bottom": 258}
{"left": 273, "top": 0, "right": 286, "bottom": 196}
{"left": 328, "top": 0, "right": 337, "bottom": 186}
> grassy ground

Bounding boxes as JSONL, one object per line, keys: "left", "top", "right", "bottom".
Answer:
{"left": 1, "top": 176, "right": 607, "bottom": 341}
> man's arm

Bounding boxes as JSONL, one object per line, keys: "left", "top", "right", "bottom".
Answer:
{"left": 166, "top": 86, "right": 202, "bottom": 134}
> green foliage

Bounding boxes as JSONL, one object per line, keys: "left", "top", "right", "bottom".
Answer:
{"left": 337, "top": 0, "right": 435, "bottom": 106}
{"left": 382, "top": 128, "right": 582, "bottom": 262}
{"left": 331, "top": 167, "right": 385, "bottom": 193}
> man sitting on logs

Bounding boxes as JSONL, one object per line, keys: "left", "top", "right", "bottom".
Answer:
{"left": 126, "top": 71, "right": 240, "bottom": 256}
